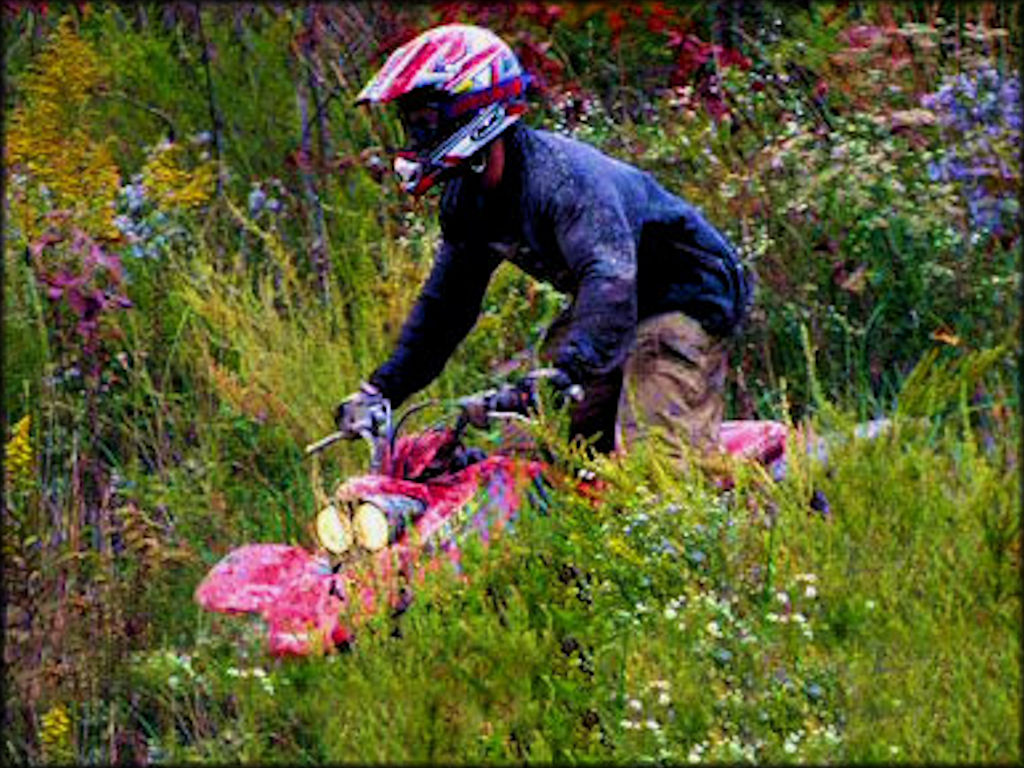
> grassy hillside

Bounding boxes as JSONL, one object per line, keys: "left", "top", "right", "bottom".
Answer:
{"left": 3, "top": 2, "right": 1019, "bottom": 763}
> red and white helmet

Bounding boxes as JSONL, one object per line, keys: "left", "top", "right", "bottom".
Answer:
{"left": 356, "top": 24, "right": 530, "bottom": 195}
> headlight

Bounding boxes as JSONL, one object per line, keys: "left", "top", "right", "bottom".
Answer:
{"left": 353, "top": 502, "right": 389, "bottom": 552}
{"left": 315, "top": 504, "right": 353, "bottom": 555}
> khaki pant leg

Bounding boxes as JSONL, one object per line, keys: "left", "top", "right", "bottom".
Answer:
{"left": 615, "top": 312, "right": 727, "bottom": 463}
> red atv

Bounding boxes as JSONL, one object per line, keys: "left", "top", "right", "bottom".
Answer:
{"left": 195, "top": 370, "right": 789, "bottom": 656}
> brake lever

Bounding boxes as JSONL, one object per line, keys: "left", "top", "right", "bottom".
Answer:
{"left": 485, "top": 410, "right": 531, "bottom": 423}
{"left": 305, "top": 431, "right": 346, "bottom": 456}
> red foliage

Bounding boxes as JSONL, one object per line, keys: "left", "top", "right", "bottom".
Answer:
{"left": 671, "top": 34, "right": 750, "bottom": 84}
{"left": 606, "top": 9, "right": 626, "bottom": 46}
{"left": 2, "top": 0, "right": 46, "bottom": 22}
{"left": 368, "top": 1, "right": 756, "bottom": 121}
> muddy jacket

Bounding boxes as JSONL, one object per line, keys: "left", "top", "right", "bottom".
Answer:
{"left": 369, "top": 124, "right": 753, "bottom": 406}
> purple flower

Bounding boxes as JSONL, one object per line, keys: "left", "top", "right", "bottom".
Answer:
{"left": 921, "top": 66, "right": 1021, "bottom": 235}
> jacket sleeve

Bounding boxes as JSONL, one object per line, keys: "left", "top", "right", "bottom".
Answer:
{"left": 368, "top": 239, "right": 499, "bottom": 406}
{"left": 546, "top": 178, "right": 639, "bottom": 383}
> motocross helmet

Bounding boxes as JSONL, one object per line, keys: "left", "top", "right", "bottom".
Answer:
{"left": 355, "top": 24, "right": 529, "bottom": 196}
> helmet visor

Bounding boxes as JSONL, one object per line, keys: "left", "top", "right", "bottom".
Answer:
{"left": 397, "top": 98, "right": 443, "bottom": 155}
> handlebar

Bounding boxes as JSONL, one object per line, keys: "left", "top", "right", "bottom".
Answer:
{"left": 305, "top": 368, "right": 583, "bottom": 460}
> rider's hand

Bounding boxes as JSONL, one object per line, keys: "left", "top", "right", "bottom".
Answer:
{"left": 533, "top": 367, "right": 584, "bottom": 407}
{"left": 334, "top": 382, "right": 389, "bottom": 437}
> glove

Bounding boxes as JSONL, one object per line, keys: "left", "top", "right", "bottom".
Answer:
{"left": 529, "top": 367, "right": 584, "bottom": 407}
{"left": 334, "top": 382, "right": 389, "bottom": 437}
{"left": 457, "top": 369, "right": 580, "bottom": 431}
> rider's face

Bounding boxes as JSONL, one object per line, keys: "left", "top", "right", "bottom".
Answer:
{"left": 399, "top": 103, "right": 442, "bottom": 155}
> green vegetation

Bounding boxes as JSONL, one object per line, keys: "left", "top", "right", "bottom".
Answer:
{"left": 3, "top": 2, "right": 1019, "bottom": 764}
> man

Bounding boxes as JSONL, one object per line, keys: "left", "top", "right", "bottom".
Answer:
{"left": 337, "top": 23, "right": 753, "bottom": 463}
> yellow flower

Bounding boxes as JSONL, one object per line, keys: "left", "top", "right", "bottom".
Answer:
{"left": 39, "top": 703, "right": 73, "bottom": 763}
{"left": 6, "top": 15, "right": 121, "bottom": 241}
{"left": 140, "top": 142, "right": 216, "bottom": 210}
{"left": 4, "top": 415, "right": 32, "bottom": 489}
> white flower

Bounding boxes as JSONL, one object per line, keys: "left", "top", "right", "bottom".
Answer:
{"left": 646, "top": 718, "right": 661, "bottom": 731}
{"left": 628, "top": 698, "right": 644, "bottom": 713}
{"left": 805, "top": 585, "right": 818, "bottom": 599}
{"left": 706, "top": 620, "right": 723, "bottom": 638}
{"left": 664, "top": 606, "right": 678, "bottom": 620}
{"left": 784, "top": 740, "right": 797, "bottom": 754}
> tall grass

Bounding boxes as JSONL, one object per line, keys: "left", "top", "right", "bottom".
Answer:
{"left": 115, "top": 378, "right": 1019, "bottom": 763}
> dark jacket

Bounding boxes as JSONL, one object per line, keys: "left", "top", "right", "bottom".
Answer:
{"left": 369, "top": 124, "right": 753, "bottom": 406}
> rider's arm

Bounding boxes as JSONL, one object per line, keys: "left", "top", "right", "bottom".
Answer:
{"left": 368, "top": 238, "right": 500, "bottom": 407}
{"left": 545, "top": 177, "right": 639, "bottom": 384}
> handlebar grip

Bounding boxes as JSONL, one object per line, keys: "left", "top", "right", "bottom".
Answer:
{"left": 486, "top": 382, "right": 538, "bottom": 416}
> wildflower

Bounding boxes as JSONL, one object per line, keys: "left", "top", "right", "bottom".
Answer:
{"left": 656, "top": 537, "right": 679, "bottom": 557}
{"left": 5, "top": 415, "right": 33, "bottom": 489}
{"left": 706, "top": 620, "right": 723, "bottom": 638}
{"left": 687, "top": 741, "right": 707, "bottom": 763}
{"left": 712, "top": 648, "right": 733, "bottom": 665}
{"left": 664, "top": 605, "right": 678, "bottom": 620}
{"left": 804, "top": 584, "right": 818, "bottom": 599}
{"left": 40, "top": 703, "right": 72, "bottom": 763}
{"left": 248, "top": 184, "right": 267, "bottom": 216}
